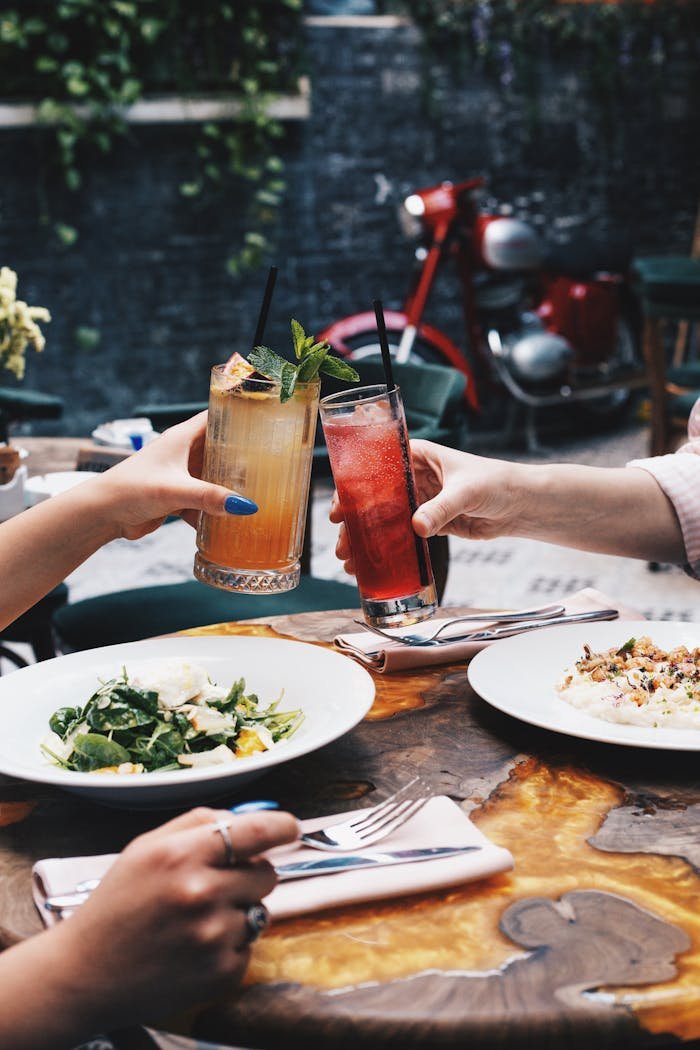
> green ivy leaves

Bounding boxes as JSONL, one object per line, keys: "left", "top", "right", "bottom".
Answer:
{"left": 0, "top": 1, "right": 304, "bottom": 270}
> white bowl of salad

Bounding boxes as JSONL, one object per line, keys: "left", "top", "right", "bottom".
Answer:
{"left": 0, "top": 635, "right": 375, "bottom": 807}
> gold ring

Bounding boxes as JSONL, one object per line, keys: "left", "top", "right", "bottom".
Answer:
{"left": 211, "top": 817, "right": 236, "bottom": 866}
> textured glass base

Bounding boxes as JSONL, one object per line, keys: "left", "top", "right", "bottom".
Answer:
{"left": 194, "top": 553, "right": 300, "bottom": 594}
{"left": 361, "top": 581, "right": 438, "bottom": 628}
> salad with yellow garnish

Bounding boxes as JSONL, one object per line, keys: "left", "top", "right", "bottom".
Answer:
{"left": 41, "top": 659, "right": 303, "bottom": 774}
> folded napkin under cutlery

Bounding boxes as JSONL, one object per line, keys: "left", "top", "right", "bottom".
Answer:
{"left": 334, "top": 587, "right": 643, "bottom": 672}
{"left": 32, "top": 796, "right": 513, "bottom": 925}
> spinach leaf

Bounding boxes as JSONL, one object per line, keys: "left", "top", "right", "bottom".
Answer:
{"left": 87, "top": 702, "right": 154, "bottom": 733}
{"left": 235, "top": 693, "right": 260, "bottom": 718}
{"left": 210, "top": 678, "right": 245, "bottom": 713}
{"left": 49, "top": 706, "right": 82, "bottom": 739}
{"left": 72, "top": 733, "right": 131, "bottom": 771}
{"left": 131, "top": 723, "right": 186, "bottom": 770}
{"left": 112, "top": 684, "right": 159, "bottom": 716}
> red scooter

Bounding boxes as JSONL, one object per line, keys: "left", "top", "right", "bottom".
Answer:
{"left": 320, "top": 177, "right": 644, "bottom": 448}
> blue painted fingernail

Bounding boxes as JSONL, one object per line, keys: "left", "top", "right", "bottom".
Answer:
{"left": 230, "top": 800, "right": 280, "bottom": 814}
{"left": 225, "top": 494, "right": 258, "bottom": 515}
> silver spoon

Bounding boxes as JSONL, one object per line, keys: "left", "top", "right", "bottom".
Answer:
{"left": 354, "top": 603, "right": 566, "bottom": 647}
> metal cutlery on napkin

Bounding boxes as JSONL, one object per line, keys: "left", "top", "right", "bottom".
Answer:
{"left": 354, "top": 602, "right": 566, "bottom": 647}
{"left": 42, "top": 846, "right": 481, "bottom": 912}
{"left": 359, "top": 607, "right": 619, "bottom": 652}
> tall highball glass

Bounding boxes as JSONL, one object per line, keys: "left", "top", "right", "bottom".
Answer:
{"left": 320, "top": 383, "right": 437, "bottom": 627}
{"left": 195, "top": 366, "right": 320, "bottom": 593}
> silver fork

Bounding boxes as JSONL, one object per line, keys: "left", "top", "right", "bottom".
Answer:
{"left": 301, "top": 776, "right": 431, "bottom": 852}
{"left": 354, "top": 602, "right": 565, "bottom": 647}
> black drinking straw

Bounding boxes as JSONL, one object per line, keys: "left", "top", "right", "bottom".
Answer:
{"left": 373, "top": 298, "right": 395, "bottom": 392}
{"left": 252, "top": 265, "right": 278, "bottom": 349}
{"left": 372, "top": 298, "right": 431, "bottom": 587}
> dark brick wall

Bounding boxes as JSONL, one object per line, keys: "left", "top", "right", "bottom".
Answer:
{"left": 0, "top": 20, "right": 698, "bottom": 435}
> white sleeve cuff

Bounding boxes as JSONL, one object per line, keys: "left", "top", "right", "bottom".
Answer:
{"left": 627, "top": 453, "right": 700, "bottom": 578}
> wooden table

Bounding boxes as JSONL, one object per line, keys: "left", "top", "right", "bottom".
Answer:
{"left": 19, "top": 436, "right": 129, "bottom": 476}
{"left": 0, "top": 609, "right": 698, "bottom": 1049}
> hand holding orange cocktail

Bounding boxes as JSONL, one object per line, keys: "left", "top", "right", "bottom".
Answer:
{"left": 195, "top": 321, "right": 358, "bottom": 594}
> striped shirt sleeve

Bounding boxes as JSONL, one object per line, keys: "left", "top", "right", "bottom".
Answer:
{"left": 627, "top": 397, "right": 700, "bottom": 577}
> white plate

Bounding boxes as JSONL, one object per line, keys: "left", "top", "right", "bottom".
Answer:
{"left": 467, "top": 620, "right": 700, "bottom": 751}
{"left": 0, "top": 636, "right": 375, "bottom": 806}
{"left": 24, "top": 470, "right": 100, "bottom": 506}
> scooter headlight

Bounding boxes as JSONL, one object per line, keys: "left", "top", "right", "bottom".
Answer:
{"left": 399, "top": 194, "right": 425, "bottom": 239}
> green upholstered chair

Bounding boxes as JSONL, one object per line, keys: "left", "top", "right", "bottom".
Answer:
{"left": 1, "top": 583, "right": 68, "bottom": 670}
{"left": 348, "top": 358, "right": 467, "bottom": 446}
{"left": 311, "top": 357, "right": 467, "bottom": 483}
{"left": 131, "top": 401, "right": 207, "bottom": 431}
{"left": 52, "top": 576, "right": 360, "bottom": 652}
{"left": 634, "top": 207, "right": 700, "bottom": 456}
{"left": 0, "top": 387, "right": 64, "bottom": 442}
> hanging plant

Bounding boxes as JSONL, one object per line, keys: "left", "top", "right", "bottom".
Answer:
{"left": 401, "top": 0, "right": 700, "bottom": 129}
{"left": 0, "top": 0, "right": 304, "bottom": 272}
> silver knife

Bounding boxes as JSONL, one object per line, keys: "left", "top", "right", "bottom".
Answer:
{"left": 43, "top": 845, "right": 480, "bottom": 910}
{"left": 275, "top": 845, "right": 480, "bottom": 881}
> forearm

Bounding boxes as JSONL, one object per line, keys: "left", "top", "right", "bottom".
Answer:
{"left": 0, "top": 926, "right": 110, "bottom": 1049}
{"left": 0, "top": 476, "right": 118, "bottom": 631}
{"left": 511, "top": 463, "right": 686, "bottom": 563}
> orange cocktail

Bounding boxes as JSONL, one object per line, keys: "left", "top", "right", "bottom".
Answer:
{"left": 195, "top": 366, "right": 320, "bottom": 593}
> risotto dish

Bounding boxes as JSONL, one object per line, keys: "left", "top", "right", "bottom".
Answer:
{"left": 556, "top": 635, "right": 700, "bottom": 730}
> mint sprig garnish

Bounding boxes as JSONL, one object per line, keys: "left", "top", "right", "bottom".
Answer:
{"left": 249, "top": 319, "right": 359, "bottom": 402}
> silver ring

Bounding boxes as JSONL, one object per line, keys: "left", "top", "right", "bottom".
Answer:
{"left": 211, "top": 817, "right": 236, "bottom": 866}
{"left": 244, "top": 903, "right": 269, "bottom": 944}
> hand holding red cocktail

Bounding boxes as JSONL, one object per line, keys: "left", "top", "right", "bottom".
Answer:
{"left": 320, "top": 302, "right": 437, "bottom": 628}
{"left": 321, "top": 383, "right": 437, "bottom": 627}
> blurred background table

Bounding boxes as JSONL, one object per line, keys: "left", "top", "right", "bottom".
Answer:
{"left": 19, "top": 436, "right": 128, "bottom": 476}
{"left": 18, "top": 436, "right": 85, "bottom": 476}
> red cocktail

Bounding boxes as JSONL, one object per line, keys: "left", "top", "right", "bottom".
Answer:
{"left": 320, "top": 384, "right": 437, "bottom": 627}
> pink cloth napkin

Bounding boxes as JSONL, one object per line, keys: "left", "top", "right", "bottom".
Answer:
{"left": 32, "top": 796, "right": 512, "bottom": 926}
{"left": 264, "top": 795, "right": 512, "bottom": 918}
{"left": 334, "top": 587, "right": 643, "bottom": 672}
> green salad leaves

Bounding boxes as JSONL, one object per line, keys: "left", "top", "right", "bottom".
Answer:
{"left": 42, "top": 665, "right": 303, "bottom": 774}
{"left": 249, "top": 319, "right": 359, "bottom": 402}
